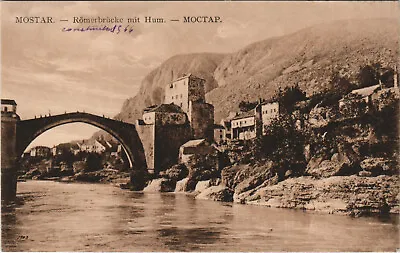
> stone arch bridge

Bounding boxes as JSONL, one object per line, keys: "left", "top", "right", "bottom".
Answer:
{"left": 2, "top": 104, "right": 192, "bottom": 202}
{"left": 16, "top": 112, "right": 147, "bottom": 169}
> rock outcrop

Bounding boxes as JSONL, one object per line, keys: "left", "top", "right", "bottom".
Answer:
{"left": 195, "top": 185, "right": 233, "bottom": 202}
{"left": 194, "top": 180, "right": 211, "bottom": 192}
{"left": 159, "top": 163, "right": 189, "bottom": 181}
{"left": 143, "top": 178, "right": 176, "bottom": 192}
{"left": 306, "top": 152, "right": 360, "bottom": 178}
{"left": 174, "top": 178, "right": 189, "bottom": 192}
{"left": 241, "top": 175, "right": 399, "bottom": 216}
{"left": 359, "top": 157, "right": 397, "bottom": 176}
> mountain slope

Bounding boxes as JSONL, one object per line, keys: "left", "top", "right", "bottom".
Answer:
{"left": 207, "top": 18, "right": 398, "bottom": 121}
{"left": 117, "top": 18, "right": 398, "bottom": 124}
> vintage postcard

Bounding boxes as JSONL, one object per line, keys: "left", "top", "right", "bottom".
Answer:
{"left": 1, "top": 1, "right": 399, "bottom": 252}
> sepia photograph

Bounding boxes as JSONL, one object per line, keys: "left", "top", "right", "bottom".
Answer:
{"left": 1, "top": 1, "right": 399, "bottom": 252}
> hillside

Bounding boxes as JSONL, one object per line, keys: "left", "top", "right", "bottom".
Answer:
{"left": 207, "top": 18, "right": 398, "bottom": 121}
{"left": 90, "top": 18, "right": 399, "bottom": 142}
{"left": 115, "top": 19, "right": 397, "bottom": 123}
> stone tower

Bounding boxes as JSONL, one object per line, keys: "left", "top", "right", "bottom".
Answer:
{"left": 164, "top": 74, "right": 206, "bottom": 113}
{"left": 1, "top": 99, "right": 20, "bottom": 202}
{"left": 164, "top": 74, "right": 214, "bottom": 141}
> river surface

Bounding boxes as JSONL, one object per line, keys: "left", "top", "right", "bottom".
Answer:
{"left": 1, "top": 180, "right": 399, "bottom": 252}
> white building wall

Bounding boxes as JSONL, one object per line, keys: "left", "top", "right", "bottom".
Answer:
{"left": 164, "top": 78, "right": 189, "bottom": 112}
{"left": 261, "top": 102, "right": 279, "bottom": 134}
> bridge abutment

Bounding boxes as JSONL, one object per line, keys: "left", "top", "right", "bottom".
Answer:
{"left": 1, "top": 104, "right": 20, "bottom": 202}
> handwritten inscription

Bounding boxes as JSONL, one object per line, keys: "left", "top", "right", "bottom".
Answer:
{"left": 62, "top": 24, "right": 134, "bottom": 34}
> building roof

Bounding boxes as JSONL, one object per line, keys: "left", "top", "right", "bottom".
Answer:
{"left": 350, "top": 84, "right": 380, "bottom": 97}
{"left": 232, "top": 110, "right": 255, "bottom": 120}
{"left": 181, "top": 139, "right": 206, "bottom": 148}
{"left": 143, "top": 103, "right": 184, "bottom": 113}
{"left": 168, "top": 73, "right": 205, "bottom": 85}
{"left": 174, "top": 73, "right": 192, "bottom": 82}
{"left": 96, "top": 139, "right": 111, "bottom": 148}
{"left": 143, "top": 104, "right": 159, "bottom": 112}
{"left": 1, "top": 99, "right": 17, "bottom": 105}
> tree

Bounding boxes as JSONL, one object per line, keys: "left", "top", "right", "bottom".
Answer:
{"left": 85, "top": 152, "right": 103, "bottom": 172}
{"left": 259, "top": 113, "right": 306, "bottom": 179}
{"left": 275, "top": 84, "right": 307, "bottom": 113}
{"left": 357, "top": 63, "right": 394, "bottom": 88}
{"left": 54, "top": 149, "right": 76, "bottom": 167}
{"left": 357, "top": 64, "right": 379, "bottom": 88}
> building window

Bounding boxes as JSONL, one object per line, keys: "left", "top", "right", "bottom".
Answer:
{"left": 4, "top": 107, "right": 7, "bottom": 112}
{"left": 180, "top": 103, "right": 183, "bottom": 107}
{"left": 180, "top": 94, "right": 183, "bottom": 98}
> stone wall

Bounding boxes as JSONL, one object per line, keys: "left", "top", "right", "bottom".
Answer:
{"left": 1, "top": 113, "right": 19, "bottom": 201}
{"left": 154, "top": 123, "right": 192, "bottom": 174}
{"left": 189, "top": 101, "right": 214, "bottom": 141}
{"left": 136, "top": 124, "right": 155, "bottom": 173}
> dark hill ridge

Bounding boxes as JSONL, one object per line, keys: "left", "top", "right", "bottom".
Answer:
{"left": 116, "top": 18, "right": 398, "bottom": 124}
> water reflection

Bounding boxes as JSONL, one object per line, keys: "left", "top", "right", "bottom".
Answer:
{"left": 1, "top": 181, "right": 399, "bottom": 252}
{"left": 157, "top": 227, "right": 223, "bottom": 251}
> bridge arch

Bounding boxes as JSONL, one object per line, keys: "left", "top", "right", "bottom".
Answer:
{"left": 16, "top": 112, "right": 147, "bottom": 170}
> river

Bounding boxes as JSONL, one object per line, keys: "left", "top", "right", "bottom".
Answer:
{"left": 1, "top": 180, "right": 399, "bottom": 252}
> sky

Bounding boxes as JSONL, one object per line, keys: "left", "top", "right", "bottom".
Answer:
{"left": 1, "top": 1, "right": 398, "bottom": 149}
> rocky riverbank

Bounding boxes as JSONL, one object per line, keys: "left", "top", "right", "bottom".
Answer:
{"left": 19, "top": 167, "right": 131, "bottom": 187}
{"left": 137, "top": 158, "right": 399, "bottom": 217}
{"left": 231, "top": 175, "right": 399, "bottom": 216}
{"left": 142, "top": 173, "right": 399, "bottom": 217}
